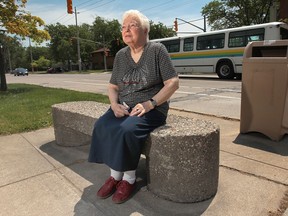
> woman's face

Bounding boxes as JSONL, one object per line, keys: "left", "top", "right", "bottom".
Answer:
{"left": 121, "top": 16, "right": 147, "bottom": 46}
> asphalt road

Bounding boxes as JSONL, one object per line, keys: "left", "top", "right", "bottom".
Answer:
{"left": 6, "top": 72, "right": 242, "bottom": 120}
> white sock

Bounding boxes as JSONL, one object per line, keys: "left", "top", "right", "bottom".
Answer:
{"left": 123, "top": 170, "right": 136, "bottom": 184}
{"left": 110, "top": 169, "right": 123, "bottom": 181}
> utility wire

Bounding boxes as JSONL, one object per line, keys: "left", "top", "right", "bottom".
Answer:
{"left": 164, "top": 0, "right": 201, "bottom": 12}
{"left": 77, "top": 0, "right": 104, "bottom": 10}
{"left": 48, "top": 13, "right": 70, "bottom": 25}
{"left": 79, "top": 0, "right": 115, "bottom": 13}
{"left": 46, "top": 0, "right": 105, "bottom": 25}
{"left": 140, "top": 0, "right": 176, "bottom": 12}
{"left": 76, "top": 0, "right": 97, "bottom": 7}
{"left": 59, "top": 0, "right": 116, "bottom": 25}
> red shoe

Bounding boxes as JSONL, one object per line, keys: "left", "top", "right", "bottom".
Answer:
{"left": 112, "top": 180, "right": 136, "bottom": 204}
{"left": 97, "top": 177, "right": 120, "bottom": 199}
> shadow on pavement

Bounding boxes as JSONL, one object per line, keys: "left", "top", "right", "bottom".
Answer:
{"left": 40, "top": 141, "right": 214, "bottom": 216}
{"left": 233, "top": 132, "right": 288, "bottom": 156}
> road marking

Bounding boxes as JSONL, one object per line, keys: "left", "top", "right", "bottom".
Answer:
{"left": 210, "top": 94, "right": 240, "bottom": 99}
{"left": 210, "top": 87, "right": 241, "bottom": 93}
{"left": 63, "top": 81, "right": 107, "bottom": 86}
{"left": 176, "top": 91, "right": 240, "bottom": 100}
{"left": 181, "top": 86, "right": 241, "bottom": 93}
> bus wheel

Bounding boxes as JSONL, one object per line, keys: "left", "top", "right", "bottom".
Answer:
{"left": 216, "top": 61, "right": 235, "bottom": 79}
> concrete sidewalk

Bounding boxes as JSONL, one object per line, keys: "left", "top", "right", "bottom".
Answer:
{"left": 1, "top": 109, "right": 288, "bottom": 216}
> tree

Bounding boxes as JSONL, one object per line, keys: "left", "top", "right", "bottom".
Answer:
{"left": 45, "top": 23, "right": 74, "bottom": 65}
{"left": 46, "top": 23, "right": 96, "bottom": 70}
{"left": 34, "top": 56, "right": 51, "bottom": 71}
{"left": 149, "top": 21, "right": 176, "bottom": 40}
{"left": 0, "top": 0, "right": 50, "bottom": 91}
{"left": 201, "top": 0, "right": 278, "bottom": 30}
{"left": 91, "top": 17, "right": 123, "bottom": 57}
{"left": 0, "top": 36, "right": 25, "bottom": 71}
{"left": 24, "top": 46, "right": 50, "bottom": 71}
{"left": 76, "top": 23, "right": 95, "bottom": 70}
{"left": 29, "top": 46, "right": 50, "bottom": 62}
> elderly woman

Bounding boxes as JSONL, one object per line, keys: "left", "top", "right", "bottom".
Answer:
{"left": 88, "top": 9, "right": 179, "bottom": 204}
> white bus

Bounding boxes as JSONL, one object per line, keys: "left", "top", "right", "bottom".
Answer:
{"left": 151, "top": 22, "right": 288, "bottom": 79}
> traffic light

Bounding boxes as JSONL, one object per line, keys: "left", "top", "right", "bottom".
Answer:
{"left": 67, "top": 0, "right": 73, "bottom": 14}
{"left": 174, "top": 19, "right": 178, "bottom": 31}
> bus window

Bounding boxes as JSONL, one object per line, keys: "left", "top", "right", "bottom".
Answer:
{"left": 196, "top": 33, "right": 225, "bottom": 50}
{"left": 247, "top": 34, "right": 264, "bottom": 42}
{"left": 280, "top": 27, "right": 288, "bottom": 39}
{"left": 161, "top": 39, "right": 180, "bottom": 53}
{"left": 229, "top": 28, "right": 264, "bottom": 47}
{"left": 183, "top": 37, "right": 194, "bottom": 51}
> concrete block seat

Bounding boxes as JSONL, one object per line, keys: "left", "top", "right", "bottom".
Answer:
{"left": 52, "top": 101, "right": 220, "bottom": 203}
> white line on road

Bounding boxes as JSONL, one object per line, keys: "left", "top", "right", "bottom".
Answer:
{"left": 181, "top": 86, "right": 241, "bottom": 93}
{"left": 63, "top": 81, "right": 107, "bottom": 86}
{"left": 176, "top": 91, "right": 240, "bottom": 100}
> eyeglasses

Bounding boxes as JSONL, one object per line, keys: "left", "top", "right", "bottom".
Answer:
{"left": 121, "top": 23, "right": 139, "bottom": 31}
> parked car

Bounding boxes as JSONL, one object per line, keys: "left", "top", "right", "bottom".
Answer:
{"left": 47, "top": 67, "right": 63, "bottom": 73}
{"left": 13, "top": 68, "right": 28, "bottom": 76}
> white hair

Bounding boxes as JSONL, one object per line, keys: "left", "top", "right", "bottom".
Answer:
{"left": 122, "top": 10, "right": 150, "bottom": 38}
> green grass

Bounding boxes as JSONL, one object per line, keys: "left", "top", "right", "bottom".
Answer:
{"left": 0, "top": 84, "right": 109, "bottom": 135}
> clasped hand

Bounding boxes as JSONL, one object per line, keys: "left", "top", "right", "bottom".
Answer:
{"left": 112, "top": 102, "right": 151, "bottom": 118}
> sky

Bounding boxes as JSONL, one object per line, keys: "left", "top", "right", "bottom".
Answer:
{"left": 23, "top": 0, "right": 211, "bottom": 46}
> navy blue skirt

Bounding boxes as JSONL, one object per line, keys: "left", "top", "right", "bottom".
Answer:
{"left": 88, "top": 108, "right": 166, "bottom": 171}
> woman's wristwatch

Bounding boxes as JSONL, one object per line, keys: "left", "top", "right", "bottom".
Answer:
{"left": 149, "top": 98, "right": 157, "bottom": 108}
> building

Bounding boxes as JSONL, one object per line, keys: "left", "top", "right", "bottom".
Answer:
{"left": 91, "top": 48, "right": 114, "bottom": 70}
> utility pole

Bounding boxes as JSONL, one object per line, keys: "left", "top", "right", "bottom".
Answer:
{"left": 102, "top": 35, "right": 107, "bottom": 72}
{"left": 74, "top": 7, "right": 81, "bottom": 72}
{"left": 28, "top": 37, "right": 34, "bottom": 72}
{"left": 103, "top": 47, "right": 107, "bottom": 71}
{"left": 0, "top": 29, "right": 7, "bottom": 91}
{"left": 204, "top": 16, "right": 206, "bottom": 33}
{"left": 7, "top": 47, "right": 12, "bottom": 73}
